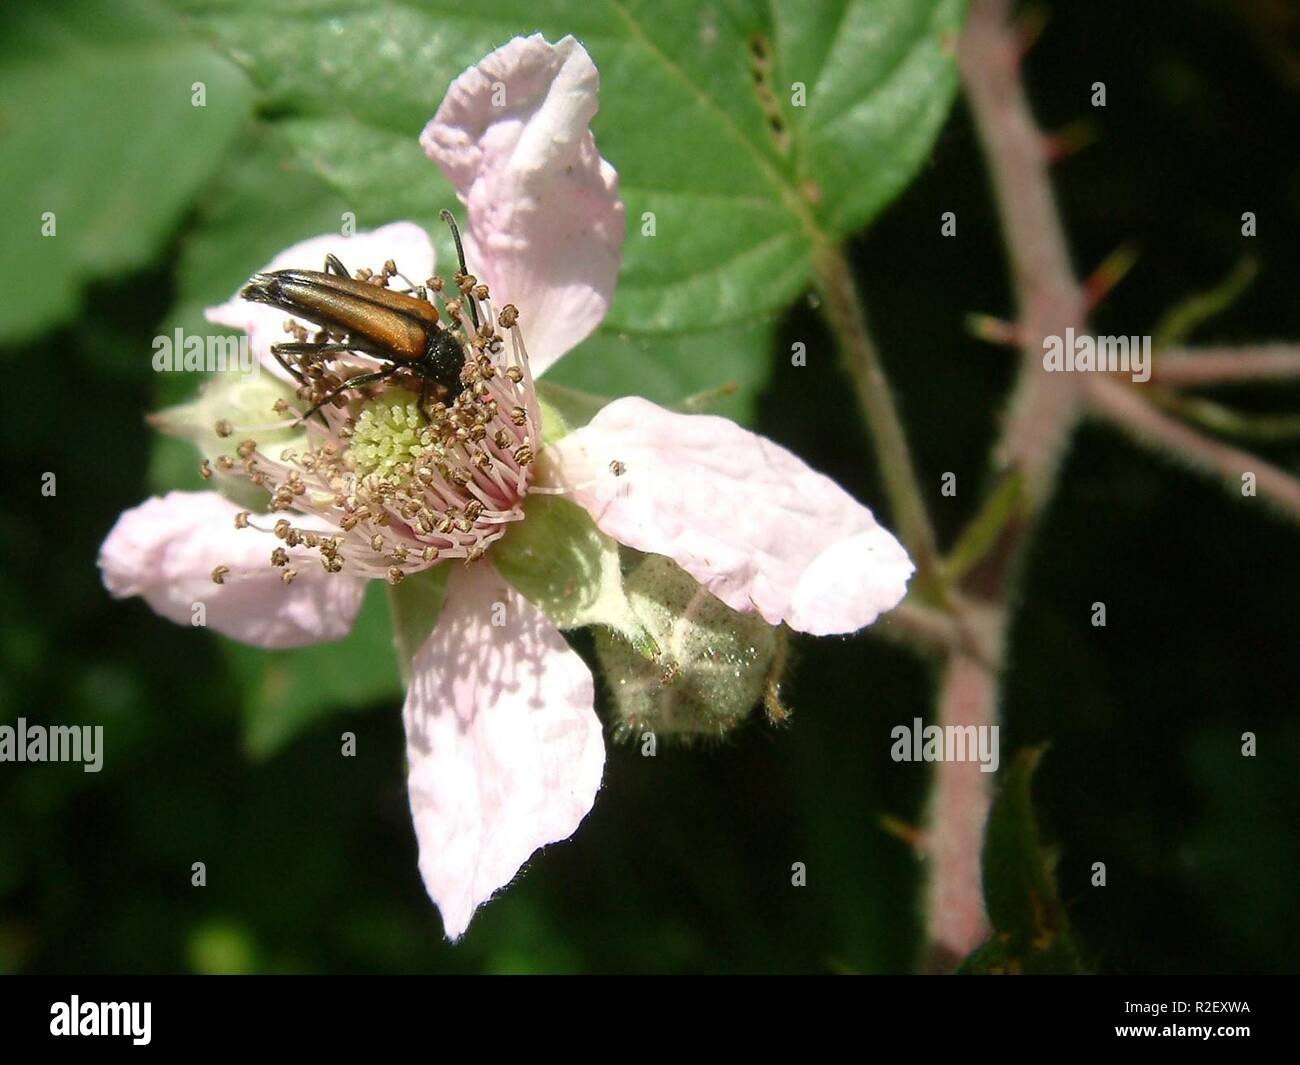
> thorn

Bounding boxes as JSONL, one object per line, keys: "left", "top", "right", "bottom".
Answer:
{"left": 966, "top": 313, "right": 1020, "bottom": 347}
{"left": 680, "top": 381, "right": 738, "bottom": 412}
{"left": 880, "top": 814, "right": 926, "bottom": 854}
{"left": 1084, "top": 242, "right": 1140, "bottom": 310}
{"left": 1042, "top": 119, "right": 1098, "bottom": 164}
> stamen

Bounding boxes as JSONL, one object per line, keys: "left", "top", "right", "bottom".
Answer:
{"left": 211, "top": 246, "right": 543, "bottom": 588}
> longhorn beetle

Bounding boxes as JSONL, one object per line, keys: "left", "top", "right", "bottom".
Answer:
{"left": 240, "top": 211, "right": 478, "bottom": 421}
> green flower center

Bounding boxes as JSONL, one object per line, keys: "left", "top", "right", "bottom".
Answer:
{"left": 348, "top": 389, "right": 428, "bottom": 482}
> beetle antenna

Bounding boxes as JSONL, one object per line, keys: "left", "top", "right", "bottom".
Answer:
{"left": 440, "top": 209, "right": 480, "bottom": 330}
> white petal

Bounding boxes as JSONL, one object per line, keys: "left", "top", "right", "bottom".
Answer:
{"left": 403, "top": 562, "right": 604, "bottom": 938}
{"left": 99, "top": 491, "right": 365, "bottom": 648}
{"left": 550, "top": 397, "right": 915, "bottom": 635}
{"left": 422, "top": 34, "right": 625, "bottom": 374}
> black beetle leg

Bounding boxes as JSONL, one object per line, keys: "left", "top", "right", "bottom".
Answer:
{"left": 271, "top": 341, "right": 357, "bottom": 385}
{"left": 270, "top": 344, "right": 308, "bottom": 385}
{"left": 299, "top": 364, "right": 401, "bottom": 423}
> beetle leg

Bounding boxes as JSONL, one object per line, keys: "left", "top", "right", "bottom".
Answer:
{"left": 299, "top": 365, "right": 400, "bottom": 423}
{"left": 273, "top": 341, "right": 357, "bottom": 358}
{"left": 271, "top": 341, "right": 358, "bottom": 385}
{"left": 270, "top": 344, "right": 308, "bottom": 385}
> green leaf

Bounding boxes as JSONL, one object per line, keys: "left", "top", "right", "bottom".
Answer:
{"left": 955, "top": 748, "right": 1087, "bottom": 974}
{"left": 493, "top": 495, "right": 656, "bottom": 655}
{"left": 534, "top": 380, "right": 612, "bottom": 433}
{"left": 165, "top": 0, "right": 965, "bottom": 420}
{"left": 223, "top": 582, "right": 403, "bottom": 759}
{"left": 164, "top": 123, "right": 356, "bottom": 344}
{"left": 145, "top": 123, "right": 356, "bottom": 468}
{"left": 0, "top": 0, "right": 255, "bottom": 342}
{"left": 544, "top": 319, "right": 777, "bottom": 425}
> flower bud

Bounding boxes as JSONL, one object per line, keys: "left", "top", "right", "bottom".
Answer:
{"left": 596, "top": 554, "right": 784, "bottom": 740}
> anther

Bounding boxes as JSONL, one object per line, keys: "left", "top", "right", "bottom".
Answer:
{"left": 211, "top": 565, "right": 230, "bottom": 585}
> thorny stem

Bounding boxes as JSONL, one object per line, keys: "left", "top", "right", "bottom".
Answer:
{"left": 815, "top": 242, "right": 940, "bottom": 586}
{"left": 1087, "top": 376, "right": 1300, "bottom": 521}
{"left": 891, "top": 0, "right": 1300, "bottom": 971}
{"left": 919, "top": 0, "right": 1093, "bottom": 969}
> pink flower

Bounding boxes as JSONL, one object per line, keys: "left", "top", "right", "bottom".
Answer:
{"left": 99, "top": 35, "right": 914, "bottom": 939}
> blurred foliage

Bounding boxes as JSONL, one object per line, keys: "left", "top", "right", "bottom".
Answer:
{"left": 957, "top": 749, "right": 1084, "bottom": 974}
{"left": 0, "top": 0, "right": 254, "bottom": 341}
{"left": 1, "top": 0, "right": 1298, "bottom": 973}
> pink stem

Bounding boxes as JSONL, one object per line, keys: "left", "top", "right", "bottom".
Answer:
{"left": 1087, "top": 376, "right": 1300, "bottom": 520}
{"left": 924, "top": 650, "right": 997, "bottom": 968}
{"left": 1153, "top": 345, "right": 1300, "bottom": 387}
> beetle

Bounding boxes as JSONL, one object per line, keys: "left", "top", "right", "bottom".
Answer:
{"left": 240, "top": 211, "right": 478, "bottom": 421}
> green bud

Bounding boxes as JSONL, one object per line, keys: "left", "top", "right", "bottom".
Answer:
{"left": 595, "top": 554, "right": 787, "bottom": 741}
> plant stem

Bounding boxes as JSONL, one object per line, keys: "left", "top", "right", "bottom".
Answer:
{"left": 924, "top": 645, "right": 1000, "bottom": 971}
{"left": 1152, "top": 345, "right": 1300, "bottom": 386}
{"left": 814, "top": 240, "right": 940, "bottom": 583}
{"left": 915, "top": 0, "right": 1093, "bottom": 969}
{"left": 1087, "top": 376, "right": 1300, "bottom": 521}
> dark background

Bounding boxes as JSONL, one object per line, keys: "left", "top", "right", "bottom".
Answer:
{"left": 2, "top": 0, "right": 1297, "bottom": 973}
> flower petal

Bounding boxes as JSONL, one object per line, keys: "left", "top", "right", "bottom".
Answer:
{"left": 99, "top": 491, "right": 366, "bottom": 648}
{"left": 402, "top": 561, "right": 603, "bottom": 939}
{"left": 549, "top": 397, "right": 915, "bottom": 635}
{"left": 421, "top": 34, "right": 625, "bottom": 375}
{"left": 205, "top": 222, "right": 435, "bottom": 381}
